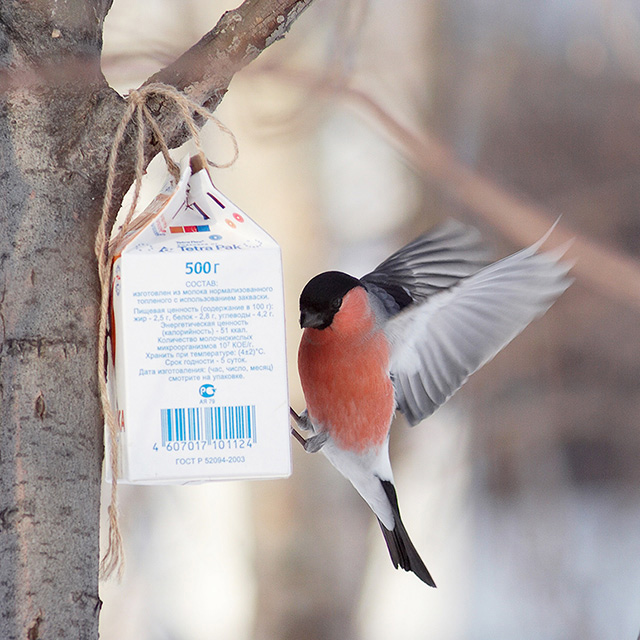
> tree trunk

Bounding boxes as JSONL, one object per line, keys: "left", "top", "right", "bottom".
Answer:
{"left": 0, "top": 3, "right": 116, "bottom": 636}
{"left": 0, "top": 0, "right": 314, "bottom": 637}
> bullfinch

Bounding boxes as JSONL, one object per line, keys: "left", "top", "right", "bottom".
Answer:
{"left": 293, "top": 220, "right": 572, "bottom": 587}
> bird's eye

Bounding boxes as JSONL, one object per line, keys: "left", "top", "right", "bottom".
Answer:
{"left": 331, "top": 297, "right": 342, "bottom": 311}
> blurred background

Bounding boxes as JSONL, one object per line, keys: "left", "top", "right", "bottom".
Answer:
{"left": 99, "top": 1, "right": 640, "bottom": 638}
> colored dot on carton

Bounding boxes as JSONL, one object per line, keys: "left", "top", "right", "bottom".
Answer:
{"left": 233, "top": 213, "right": 244, "bottom": 223}
{"left": 225, "top": 219, "right": 236, "bottom": 229}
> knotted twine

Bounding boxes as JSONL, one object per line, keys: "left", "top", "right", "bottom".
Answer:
{"left": 95, "top": 83, "right": 238, "bottom": 579}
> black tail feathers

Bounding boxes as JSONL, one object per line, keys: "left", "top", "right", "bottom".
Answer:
{"left": 378, "top": 480, "right": 436, "bottom": 587}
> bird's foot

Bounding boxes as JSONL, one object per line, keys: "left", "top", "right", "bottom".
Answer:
{"left": 301, "top": 431, "right": 328, "bottom": 453}
{"left": 289, "top": 408, "right": 327, "bottom": 453}
{"left": 290, "top": 427, "right": 327, "bottom": 453}
{"left": 289, "top": 407, "right": 313, "bottom": 430}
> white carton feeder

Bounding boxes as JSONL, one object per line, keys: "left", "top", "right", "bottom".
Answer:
{"left": 107, "top": 157, "right": 291, "bottom": 483}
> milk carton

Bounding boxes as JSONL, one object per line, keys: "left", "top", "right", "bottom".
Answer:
{"left": 108, "top": 158, "right": 291, "bottom": 483}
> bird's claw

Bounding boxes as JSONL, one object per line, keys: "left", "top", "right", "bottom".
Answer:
{"left": 302, "top": 431, "right": 328, "bottom": 453}
{"left": 290, "top": 427, "right": 328, "bottom": 453}
{"left": 289, "top": 407, "right": 327, "bottom": 453}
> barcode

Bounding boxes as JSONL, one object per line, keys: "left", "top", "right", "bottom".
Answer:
{"left": 160, "top": 406, "right": 257, "bottom": 445}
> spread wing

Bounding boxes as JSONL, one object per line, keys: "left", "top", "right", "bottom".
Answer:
{"left": 361, "top": 220, "right": 491, "bottom": 315}
{"left": 385, "top": 239, "right": 572, "bottom": 426}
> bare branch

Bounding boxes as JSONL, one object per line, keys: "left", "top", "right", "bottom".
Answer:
{"left": 92, "top": 0, "right": 314, "bottom": 235}
{"left": 141, "top": 0, "right": 314, "bottom": 150}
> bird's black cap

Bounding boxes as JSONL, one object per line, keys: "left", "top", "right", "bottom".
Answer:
{"left": 299, "top": 271, "right": 361, "bottom": 329}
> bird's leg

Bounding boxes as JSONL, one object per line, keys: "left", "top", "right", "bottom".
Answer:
{"left": 289, "top": 407, "right": 327, "bottom": 453}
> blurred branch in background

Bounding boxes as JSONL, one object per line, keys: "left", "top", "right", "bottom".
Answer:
{"left": 251, "top": 65, "right": 640, "bottom": 312}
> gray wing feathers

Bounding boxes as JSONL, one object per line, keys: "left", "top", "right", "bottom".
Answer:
{"left": 362, "top": 220, "right": 492, "bottom": 302}
{"left": 387, "top": 240, "right": 572, "bottom": 426}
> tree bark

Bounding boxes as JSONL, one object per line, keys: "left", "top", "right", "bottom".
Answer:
{"left": 0, "top": 0, "right": 313, "bottom": 637}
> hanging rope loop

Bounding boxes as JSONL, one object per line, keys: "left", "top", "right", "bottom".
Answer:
{"left": 95, "top": 83, "right": 238, "bottom": 580}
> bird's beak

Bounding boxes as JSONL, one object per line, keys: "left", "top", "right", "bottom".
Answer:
{"left": 300, "top": 310, "right": 326, "bottom": 329}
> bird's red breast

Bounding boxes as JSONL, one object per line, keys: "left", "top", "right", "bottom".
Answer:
{"left": 298, "top": 287, "right": 394, "bottom": 453}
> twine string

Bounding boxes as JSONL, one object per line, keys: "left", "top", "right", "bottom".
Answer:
{"left": 95, "top": 83, "right": 238, "bottom": 579}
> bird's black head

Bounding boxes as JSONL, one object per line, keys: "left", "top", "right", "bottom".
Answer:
{"left": 299, "top": 271, "right": 361, "bottom": 329}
